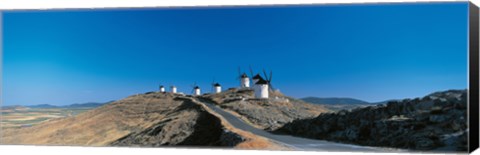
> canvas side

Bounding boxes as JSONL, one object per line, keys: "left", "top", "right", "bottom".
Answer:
{"left": 469, "top": 1, "right": 479, "bottom": 153}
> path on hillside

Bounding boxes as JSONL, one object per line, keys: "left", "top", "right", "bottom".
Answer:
{"left": 194, "top": 97, "right": 396, "bottom": 152}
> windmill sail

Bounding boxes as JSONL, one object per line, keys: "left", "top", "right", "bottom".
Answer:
{"left": 263, "top": 69, "right": 275, "bottom": 91}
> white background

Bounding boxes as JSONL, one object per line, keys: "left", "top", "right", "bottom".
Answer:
{"left": 0, "top": 0, "right": 478, "bottom": 155}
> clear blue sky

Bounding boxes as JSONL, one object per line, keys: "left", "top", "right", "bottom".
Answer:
{"left": 2, "top": 2, "right": 469, "bottom": 106}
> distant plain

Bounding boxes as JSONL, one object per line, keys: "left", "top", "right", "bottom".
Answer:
{"left": 1, "top": 107, "right": 95, "bottom": 128}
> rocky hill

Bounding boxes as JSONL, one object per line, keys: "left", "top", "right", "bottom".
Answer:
{"left": 26, "top": 104, "right": 59, "bottom": 108}
{"left": 64, "top": 101, "right": 111, "bottom": 108}
{"left": 301, "top": 97, "right": 373, "bottom": 111}
{"left": 0, "top": 92, "right": 284, "bottom": 149}
{"left": 301, "top": 97, "right": 370, "bottom": 105}
{"left": 201, "top": 88, "right": 330, "bottom": 131}
{"left": 275, "top": 89, "right": 468, "bottom": 151}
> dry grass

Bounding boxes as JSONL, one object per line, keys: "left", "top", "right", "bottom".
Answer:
{"left": 1, "top": 93, "right": 186, "bottom": 146}
{"left": 232, "top": 129, "right": 290, "bottom": 150}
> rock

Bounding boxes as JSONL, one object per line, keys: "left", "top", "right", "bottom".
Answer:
{"left": 429, "top": 115, "right": 447, "bottom": 123}
{"left": 218, "top": 130, "right": 245, "bottom": 146}
{"left": 412, "top": 137, "right": 436, "bottom": 150}
{"left": 338, "top": 110, "right": 348, "bottom": 116}
{"left": 430, "top": 106, "right": 443, "bottom": 114}
{"left": 344, "top": 128, "right": 359, "bottom": 141}
{"left": 275, "top": 89, "right": 467, "bottom": 151}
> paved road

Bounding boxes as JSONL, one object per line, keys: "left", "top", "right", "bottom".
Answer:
{"left": 193, "top": 98, "right": 396, "bottom": 152}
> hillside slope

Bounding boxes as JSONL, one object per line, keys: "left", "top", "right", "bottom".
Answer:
{"left": 276, "top": 90, "right": 468, "bottom": 151}
{"left": 110, "top": 96, "right": 242, "bottom": 147}
{"left": 202, "top": 88, "right": 330, "bottom": 131}
{"left": 0, "top": 93, "right": 281, "bottom": 148}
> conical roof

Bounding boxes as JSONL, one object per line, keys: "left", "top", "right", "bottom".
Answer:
{"left": 255, "top": 78, "right": 268, "bottom": 84}
{"left": 194, "top": 86, "right": 200, "bottom": 89}
{"left": 213, "top": 83, "right": 221, "bottom": 87}
{"left": 241, "top": 73, "right": 248, "bottom": 78}
{"left": 253, "top": 74, "right": 263, "bottom": 80}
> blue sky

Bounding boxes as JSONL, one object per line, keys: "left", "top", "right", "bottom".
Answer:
{"left": 2, "top": 2, "right": 469, "bottom": 106}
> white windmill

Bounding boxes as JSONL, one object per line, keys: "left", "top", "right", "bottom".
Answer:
{"left": 211, "top": 79, "right": 222, "bottom": 94}
{"left": 170, "top": 85, "right": 177, "bottom": 93}
{"left": 213, "top": 83, "right": 221, "bottom": 93}
{"left": 238, "top": 67, "right": 250, "bottom": 88}
{"left": 159, "top": 85, "right": 165, "bottom": 93}
{"left": 191, "top": 83, "right": 201, "bottom": 96}
{"left": 254, "top": 78, "right": 269, "bottom": 99}
{"left": 253, "top": 69, "right": 275, "bottom": 99}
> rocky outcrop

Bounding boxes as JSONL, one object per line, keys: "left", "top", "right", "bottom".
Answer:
{"left": 202, "top": 89, "right": 330, "bottom": 131}
{"left": 275, "top": 90, "right": 468, "bottom": 151}
{"left": 111, "top": 99, "right": 244, "bottom": 147}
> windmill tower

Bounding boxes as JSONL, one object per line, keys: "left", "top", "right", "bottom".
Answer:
{"left": 237, "top": 67, "right": 250, "bottom": 88}
{"left": 213, "top": 83, "right": 221, "bottom": 93}
{"left": 253, "top": 69, "right": 275, "bottom": 99}
{"left": 191, "top": 83, "right": 201, "bottom": 96}
{"left": 254, "top": 78, "right": 269, "bottom": 99}
{"left": 240, "top": 73, "right": 250, "bottom": 88}
{"left": 192, "top": 86, "right": 201, "bottom": 96}
{"left": 210, "top": 79, "right": 222, "bottom": 94}
{"left": 170, "top": 85, "right": 177, "bottom": 93}
{"left": 159, "top": 85, "right": 165, "bottom": 93}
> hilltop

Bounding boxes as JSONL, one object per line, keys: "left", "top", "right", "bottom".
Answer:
{"left": 201, "top": 88, "right": 330, "bottom": 131}
{"left": 276, "top": 89, "right": 468, "bottom": 151}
